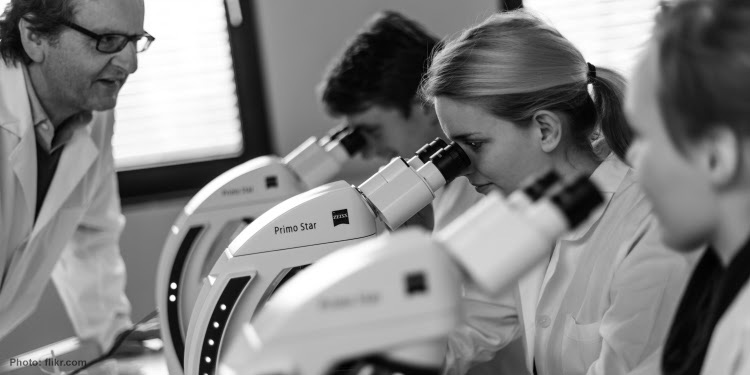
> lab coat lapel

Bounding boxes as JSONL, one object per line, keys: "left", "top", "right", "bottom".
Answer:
{"left": 518, "top": 260, "right": 547, "bottom": 369}
{"left": 1, "top": 61, "right": 37, "bottom": 223}
{"left": 32, "top": 128, "right": 98, "bottom": 236}
{"left": 8, "top": 128, "right": 38, "bottom": 223}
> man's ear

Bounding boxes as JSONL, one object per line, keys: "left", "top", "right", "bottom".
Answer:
{"left": 532, "top": 110, "right": 563, "bottom": 153}
{"left": 698, "top": 125, "right": 740, "bottom": 189}
{"left": 18, "top": 17, "right": 46, "bottom": 63}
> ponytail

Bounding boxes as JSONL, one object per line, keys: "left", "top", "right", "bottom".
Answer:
{"left": 590, "top": 67, "right": 632, "bottom": 162}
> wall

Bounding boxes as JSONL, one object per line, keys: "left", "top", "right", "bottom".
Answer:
{"left": 256, "top": 0, "right": 497, "bottom": 180}
{"left": 0, "top": 0, "right": 496, "bottom": 358}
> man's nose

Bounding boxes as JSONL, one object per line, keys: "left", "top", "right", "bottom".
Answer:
{"left": 112, "top": 41, "right": 138, "bottom": 74}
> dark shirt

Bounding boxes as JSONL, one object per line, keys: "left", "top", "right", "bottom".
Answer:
{"left": 23, "top": 66, "right": 87, "bottom": 221}
{"left": 35, "top": 144, "right": 64, "bottom": 220}
{"left": 662, "top": 238, "right": 750, "bottom": 375}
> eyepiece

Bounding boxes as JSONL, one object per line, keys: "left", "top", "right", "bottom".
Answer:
{"left": 338, "top": 127, "right": 367, "bottom": 156}
{"left": 429, "top": 142, "right": 470, "bottom": 182}
{"left": 320, "top": 124, "right": 350, "bottom": 146}
{"left": 414, "top": 138, "right": 448, "bottom": 163}
{"left": 328, "top": 124, "right": 350, "bottom": 140}
{"left": 549, "top": 176, "right": 603, "bottom": 228}
{"left": 520, "top": 169, "right": 562, "bottom": 202}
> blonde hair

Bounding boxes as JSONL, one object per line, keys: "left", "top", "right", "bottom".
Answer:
{"left": 422, "top": 10, "right": 631, "bottom": 160}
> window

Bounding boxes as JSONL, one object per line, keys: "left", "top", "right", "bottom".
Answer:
{"left": 114, "top": 1, "right": 244, "bottom": 171}
{"left": 523, "top": 0, "right": 660, "bottom": 78}
{"left": 0, "top": 0, "right": 273, "bottom": 201}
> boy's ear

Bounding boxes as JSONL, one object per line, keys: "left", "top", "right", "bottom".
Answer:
{"left": 533, "top": 110, "right": 563, "bottom": 153}
{"left": 700, "top": 125, "right": 740, "bottom": 188}
{"left": 18, "top": 17, "right": 46, "bottom": 63}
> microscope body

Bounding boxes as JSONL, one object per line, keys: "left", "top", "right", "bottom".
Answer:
{"left": 183, "top": 142, "right": 467, "bottom": 375}
{"left": 184, "top": 181, "right": 381, "bottom": 375}
{"left": 158, "top": 133, "right": 361, "bottom": 375}
{"left": 220, "top": 229, "right": 461, "bottom": 375}
{"left": 219, "top": 177, "right": 602, "bottom": 375}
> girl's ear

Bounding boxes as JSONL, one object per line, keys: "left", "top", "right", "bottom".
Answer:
{"left": 533, "top": 110, "right": 563, "bottom": 153}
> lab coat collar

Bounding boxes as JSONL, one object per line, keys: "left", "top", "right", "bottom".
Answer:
{"left": 590, "top": 153, "right": 630, "bottom": 195}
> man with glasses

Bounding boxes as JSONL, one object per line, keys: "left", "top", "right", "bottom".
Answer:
{"left": 0, "top": 0, "right": 155, "bottom": 356}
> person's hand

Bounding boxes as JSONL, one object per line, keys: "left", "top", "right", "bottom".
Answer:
{"left": 109, "top": 318, "right": 161, "bottom": 358}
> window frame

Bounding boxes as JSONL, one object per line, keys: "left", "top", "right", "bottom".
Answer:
{"left": 117, "top": 0, "right": 272, "bottom": 204}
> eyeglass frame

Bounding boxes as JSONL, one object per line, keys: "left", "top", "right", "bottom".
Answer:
{"left": 59, "top": 20, "right": 155, "bottom": 54}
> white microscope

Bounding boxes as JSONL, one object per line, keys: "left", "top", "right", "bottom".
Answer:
{"left": 184, "top": 141, "right": 470, "bottom": 374}
{"left": 183, "top": 142, "right": 470, "bottom": 375}
{"left": 156, "top": 125, "right": 368, "bottom": 375}
{"left": 217, "top": 173, "right": 603, "bottom": 375}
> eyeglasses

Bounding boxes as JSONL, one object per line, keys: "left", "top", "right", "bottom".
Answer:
{"left": 60, "top": 20, "right": 155, "bottom": 54}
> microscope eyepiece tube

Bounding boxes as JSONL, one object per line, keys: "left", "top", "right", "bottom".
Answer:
{"left": 549, "top": 175, "right": 604, "bottom": 228}
{"left": 415, "top": 138, "right": 448, "bottom": 164}
{"left": 507, "top": 169, "right": 563, "bottom": 209}
{"left": 285, "top": 128, "right": 365, "bottom": 189}
{"left": 408, "top": 138, "right": 448, "bottom": 169}
{"left": 429, "top": 142, "right": 471, "bottom": 182}
{"left": 337, "top": 127, "right": 367, "bottom": 156}
{"left": 439, "top": 176, "right": 603, "bottom": 295}
{"left": 521, "top": 169, "right": 562, "bottom": 202}
{"left": 319, "top": 124, "right": 350, "bottom": 146}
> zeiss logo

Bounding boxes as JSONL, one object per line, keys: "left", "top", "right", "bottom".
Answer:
{"left": 332, "top": 209, "right": 349, "bottom": 227}
{"left": 266, "top": 175, "right": 278, "bottom": 189}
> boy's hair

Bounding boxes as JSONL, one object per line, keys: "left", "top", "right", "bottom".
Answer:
{"left": 318, "top": 10, "right": 438, "bottom": 118}
{"left": 655, "top": 0, "right": 750, "bottom": 149}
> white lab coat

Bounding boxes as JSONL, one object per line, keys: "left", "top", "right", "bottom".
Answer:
{"left": 432, "top": 176, "right": 529, "bottom": 375}
{"left": 444, "top": 155, "right": 695, "bottom": 375}
{"left": 701, "top": 280, "right": 750, "bottom": 374}
{"left": 0, "top": 60, "right": 132, "bottom": 350}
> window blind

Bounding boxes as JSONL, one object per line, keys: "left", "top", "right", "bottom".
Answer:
{"left": 524, "top": 0, "right": 660, "bottom": 79}
{"left": 114, "top": 1, "right": 243, "bottom": 170}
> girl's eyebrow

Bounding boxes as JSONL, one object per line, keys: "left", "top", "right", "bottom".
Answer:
{"left": 451, "top": 132, "right": 481, "bottom": 142}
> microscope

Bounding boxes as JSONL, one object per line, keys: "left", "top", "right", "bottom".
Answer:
{"left": 217, "top": 173, "right": 603, "bottom": 375}
{"left": 156, "top": 125, "right": 367, "bottom": 375}
{"left": 183, "top": 141, "right": 469, "bottom": 375}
